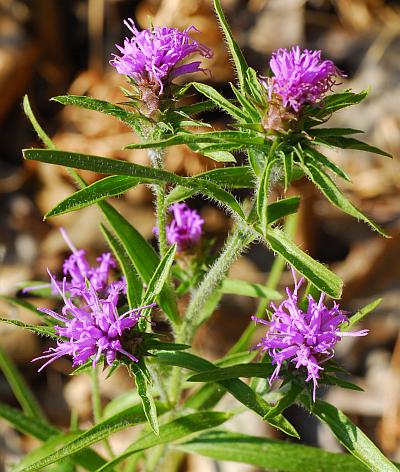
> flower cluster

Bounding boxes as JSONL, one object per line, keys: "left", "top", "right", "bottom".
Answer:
{"left": 166, "top": 203, "right": 204, "bottom": 252}
{"left": 33, "top": 231, "right": 151, "bottom": 371}
{"left": 110, "top": 19, "right": 213, "bottom": 93}
{"left": 252, "top": 269, "right": 368, "bottom": 400}
{"left": 266, "top": 46, "right": 343, "bottom": 112}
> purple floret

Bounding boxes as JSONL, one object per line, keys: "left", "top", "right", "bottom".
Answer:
{"left": 110, "top": 19, "right": 213, "bottom": 92}
{"left": 165, "top": 203, "right": 204, "bottom": 252}
{"left": 252, "top": 268, "right": 368, "bottom": 400}
{"left": 266, "top": 46, "right": 344, "bottom": 112}
{"left": 33, "top": 272, "right": 154, "bottom": 371}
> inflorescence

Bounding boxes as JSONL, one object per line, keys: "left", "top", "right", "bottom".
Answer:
{"left": 165, "top": 203, "right": 204, "bottom": 252}
{"left": 110, "top": 19, "right": 213, "bottom": 93}
{"left": 265, "top": 46, "right": 344, "bottom": 112}
{"left": 252, "top": 269, "right": 368, "bottom": 400}
{"left": 33, "top": 230, "right": 152, "bottom": 371}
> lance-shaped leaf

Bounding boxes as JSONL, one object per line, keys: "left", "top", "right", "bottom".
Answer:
{"left": 125, "top": 130, "right": 265, "bottom": 149}
{"left": 309, "top": 90, "right": 369, "bottom": 119}
{"left": 0, "top": 403, "right": 105, "bottom": 471}
{"left": 99, "top": 202, "right": 180, "bottom": 325}
{"left": 186, "top": 363, "right": 274, "bottom": 383}
{"left": 140, "top": 244, "right": 177, "bottom": 322}
{"left": 96, "top": 411, "right": 233, "bottom": 472}
{"left": 192, "top": 82, "right": 247, "bottom": 121}
{"left": 283, "top": 150, "right": 294, "bottom": 190}
{"left": 17, "top": 402, "right": 167, "bottom": 471}
{"left": 314, "top": 136, "right": 392, "bottom": 157}
{"left": 303, "top": 147, "right": 351, "bottom": 182}
{"left": 0, "top": 347, "right": 46, "bottom": 421}
{"left": 267, "top": 197, "right": 300, "bottom": 224}
{"left": 51, "top": 95, "right": 147, "bottom": 133}
{"left": 257, "top": 158, "right": 280, "bottom": 233}
{"left": 175, "top": 431, "right": 371, "bottom": 472}
{"left": 156, "top": 351, "right": 298, "bottom": 438}
{"left": 129, "top": 363, "right": 159, "bottom": 436}
{"left": 344, "top": 298, "right": 382, "bottom": 332}
{"left": 23, "top": 149, "right": 244, "bottom": 219}
{"left": 264, "top": 227, "right": 343, "bottom": 298}
{"left": 100, "top": 224, "right": 142, "bottom": 307}
{"left": 213, "top": 0, "right": 249, "bottom": 93}
{"left": 46, "top": 176, "right": 140, "bottom": 217}
{"left": 303, "top": 162, "right": 387, "bottom": 236}
{"left": 0, "top": 318, "right": 57, "bottom": 338}
{"left": 308, "top": 399, "right": 399, "bottom": 472}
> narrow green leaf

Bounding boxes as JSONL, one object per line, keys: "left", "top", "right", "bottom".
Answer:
{"left": 315, "top": 136, "right": 392, "bottom": 157}
{"left": 100, "top": 224, "right": 142, "bottom": 307}
{"left": 213, "top": 0, "right": 249, "bottom": 92}
{"left": 0, "top": 404, "right": 105, "bottom": 471}
{"left": 12, "top": 432, "right": 80, "bottom": 472}
{"left": 51, "top": 95, "right": 146, "bottom": 132}
{"left": 304, "top": 162, "right": 387, "bottom": 236}
{"left": 263, "top": 382, "right": 303, "bottom": 419}
{"left": 125, "top": 130, "right": 265, "bottom": 149}
{"left": 0, "top": 318, "right": 57, "bottom": 338}
{"left": 24, "top": 149, "right": 244, "bottom": 219}
{"left": 310, "top": 128, "right": 364, "bottom": 137}
{"left": 23, "top": 95, "right": 55, "bottom": 150}
{"left": 99, "top": 201, "right": 180, "bottom": 325}
{"left": 265, "top": 227, "right": 343, "bottom": 298}
{"left": 257, "top": 159, "right": 279, "bottom": 233}
{"left": 304, "top": 147, "right": 351, "bottom": 181}
{"left": 156, "top": 352, "right": 298, "bottom": 438}
{"left": 0, "top": 403, "right": 57, "bottom": 441}
{"left": 0, "top": 347, "right": 46, "bottom": 421}
{"left": 0, "top": 295, "right": 45, "bottom": 318}
{"left": 166, "top": 166, "right": 254, "bottom": 204}
{"left": 141, "top": 244, "right": 177, "bottom": 324}
{"left": 220, "top": 279, "right": 281, "bottom": 299}
{"left": 229, "top": 83, "right": 259, "bottom": 121}
{"left": 310, "top": 399, "right": 398, "bottom": 472}
{"left": 310, "top": 90, "right": 369, "bottom": 118}
{"left": 175, "top": 431, "right": 371, "bottom": 472}
{"left": 20, "top": 403, "right": 167, "bottom": 471}
{"left": 267, "top": 197, "right": 300, "bottom": 225}
{"left": 97, "top": 411, "right": 233, "bottom": 472}
{"left": 187, "top": 363, "right": 273, "bottom": 383}
{"left": 175, "top": 99, "right": 216, "bottom": 115}
{"left": 344, "top": 298, "right": 382, "bottom": 332}
{"left": 321, "top": 375, "right": 363, "bottom": 392}
{"left": 245, "top": 67, "right": 265, "bottom": 105}
{"left": 46, "top": 176, "right": 140, "bottom": 217}
{"left": 129, "top": 363, "right": 159, "bottom": 436}
{"left": 192, "top": 82, "right": 247, "bottom": 120}
{"left": 283, "top": 151, "right": 294, "bottom": 190}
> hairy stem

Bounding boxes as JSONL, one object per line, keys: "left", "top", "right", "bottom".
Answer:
{"left": 148, "top": 148, "right": 168, "bottom": 259}
{"left": 169, "top": 224, "right": 255, "bottom": 403}
{"left": 229, "top": 212, "right": 298, "bottom": 355}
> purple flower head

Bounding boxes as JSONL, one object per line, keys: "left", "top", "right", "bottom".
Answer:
{"left": 60, "top": 228, "right": 120, "bottom": 297}
{"left": 252, "top": 268, "right": 368, "bottom": 400}
{"left": 110, "top": 19, "right": 213, "bottom": 93}
{"left": 33, "top": 271, "right": 155, "bottom": 371}
{"left": 266, "top": 46, "right": 344, "bottom": 112}
{"left": 165, "top": 203, "right": 204, "bottom": 252}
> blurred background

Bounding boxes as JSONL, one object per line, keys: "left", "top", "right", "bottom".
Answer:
{"left": 0, "top": 0, "right": 400, "bottom": 470}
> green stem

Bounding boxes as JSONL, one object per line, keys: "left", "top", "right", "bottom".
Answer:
{"left": 229, "top": 212, "right": 298, "bottom": 355}
{"left": 169, "top": 224, "right": 255, "bottom": 404}
{"left": 181, "top": 225, "right": 255, "bottom": 344}
{"left": 148, "top": 148, "right": 168, "bottom": 259}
